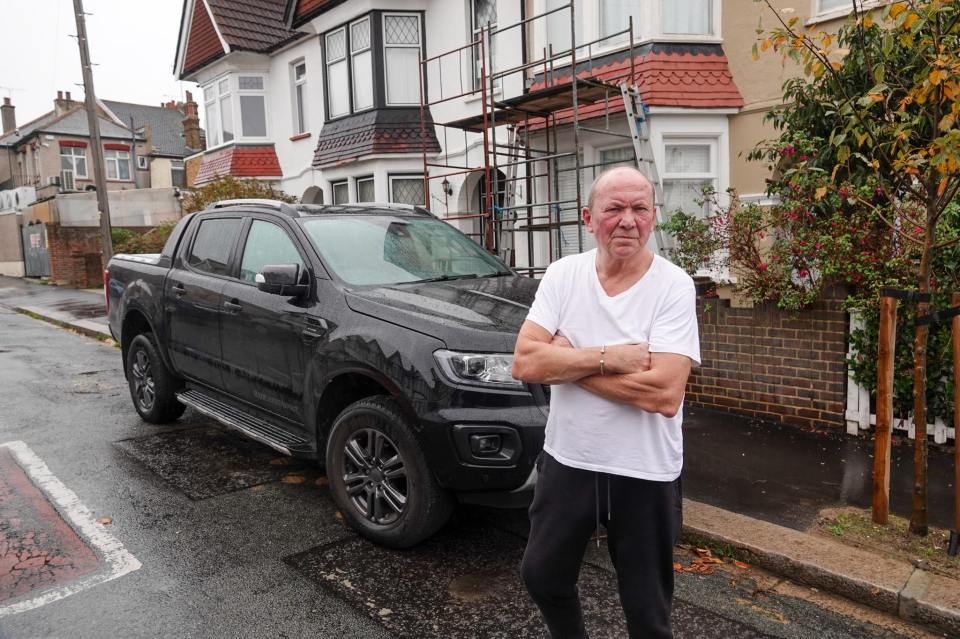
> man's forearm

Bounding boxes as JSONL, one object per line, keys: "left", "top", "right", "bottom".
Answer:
{"left": 576, "top": 363, "right": 689, "bottom": 418}
{"left": 513, "top": 341, "right": 603, "bottom": 385}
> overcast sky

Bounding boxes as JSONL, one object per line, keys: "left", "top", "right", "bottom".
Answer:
{"left": 1, "top": 0, "right": 198, "bottom": 127}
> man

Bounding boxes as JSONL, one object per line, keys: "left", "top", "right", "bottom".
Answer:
{"left": 512, "top": 166, "right": 700, "bottom": 638}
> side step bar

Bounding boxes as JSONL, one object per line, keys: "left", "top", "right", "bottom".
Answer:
{"left": 176, "top": 389, "right": 315, "bottom": 457}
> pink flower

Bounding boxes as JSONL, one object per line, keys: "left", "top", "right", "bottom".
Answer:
{"left": 798, "top": 268, "right": 809, "bottom": 278}
{"left": 758, "top": 262, "right": 769, "bottom": 272}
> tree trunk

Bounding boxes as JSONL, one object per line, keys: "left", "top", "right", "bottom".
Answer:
{"left": 910, "top": 209, "right": 935, "bottom": 536}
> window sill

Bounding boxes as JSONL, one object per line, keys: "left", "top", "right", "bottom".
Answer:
{"left": 805, "top": 1, "right": 887, "bottom": 26}
{"left": 289, "top": 132, "right": 312, "bottom": 142}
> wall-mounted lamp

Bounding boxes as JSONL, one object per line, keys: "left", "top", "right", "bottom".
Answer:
{"left": 441, "top": 177, "right": 453, "bottom": 197}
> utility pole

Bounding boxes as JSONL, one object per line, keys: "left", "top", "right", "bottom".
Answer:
{"left": 72, "top": 0, "right": 112, "bottom": 261}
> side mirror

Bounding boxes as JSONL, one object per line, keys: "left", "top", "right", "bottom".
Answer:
{"left": 255, "top": 264, "right": 309, "bottom": 298}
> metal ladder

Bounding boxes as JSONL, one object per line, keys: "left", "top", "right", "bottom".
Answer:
{"left": 620, "top": 83, "right": 669, "bottom": 253}
{"left": 497, "top": 125, "right": 521, "bottom": 264}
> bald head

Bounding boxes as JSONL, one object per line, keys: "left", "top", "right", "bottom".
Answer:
{"left": 586, "top": 166, "right": 653, "bottom": 211}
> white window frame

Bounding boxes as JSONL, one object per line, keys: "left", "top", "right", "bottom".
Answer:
{"left": 471, "top": 0, "right": 498, "bottom": 90}
{"left": 60, "top": 146, "right": 88, "bottom": 179}
{"left": 659, "top": 0, "right": 715, "bottom": 37}
{"left": 325, "top": 27, "right": 350, "bottom": 119}
{"left": 218, "top": 76, "right": 235, "bottom": 144}
{"left": 660, "top": 137, "right": 718, "bottom": 216}
{"left": 356, "top": 176, "right": 375, "bottom": 202}
{"left": 350, "top": 17, "right": 374, "bottom": 113}
{"left": 292, "top": 59, "right": 308, "bottom": 134}
{"left": 331, "top": 180, "right": 350, "bottom": 204}
{"left": 237, "top": 74, "right": 269, "bottom": 139}
{"left": 204, "top": 83, "right": 221, "bottom": 148}
{"left": 104, "top": 149, "right": 132, "bottom": 181}
{"left": 536, "top": 0, "right": 719, "bottom": 61}
{"left": 388, "top": 175, "right": 425, "bottom": 206}
{"left": 383, "top": 13, "right": 423, "bottom": 107}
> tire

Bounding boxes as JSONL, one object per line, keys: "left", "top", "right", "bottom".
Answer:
{"left": 325, "top": 395, "right": 453, "bottom": 548}
{"left": 125, "top": 333, "right": 185, "bottom": 424}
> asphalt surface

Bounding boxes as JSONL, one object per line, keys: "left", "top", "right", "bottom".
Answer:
{"left": 0, "top": 305, "right": 944, "bottom": 638}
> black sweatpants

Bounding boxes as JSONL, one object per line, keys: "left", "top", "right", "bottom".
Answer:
{"left": 521, "top": 452, "right": 683, "bottom": 639}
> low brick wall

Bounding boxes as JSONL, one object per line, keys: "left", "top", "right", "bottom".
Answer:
{"left": 47, "top": 224, "right": 104, "bottom": 288}
{"left": 687, "top": 290, "right": 848, "bottom": 429}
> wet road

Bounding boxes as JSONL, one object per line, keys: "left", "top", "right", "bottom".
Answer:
{"left": 0, "top": 308, "right": 944, "bottom": 638}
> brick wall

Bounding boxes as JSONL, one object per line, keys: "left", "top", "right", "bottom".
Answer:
{"left": 47, "top": 224, "right": 104, "bottom": 288}
{"left": 687, "top": 289, "right": 849, "bottom": 429}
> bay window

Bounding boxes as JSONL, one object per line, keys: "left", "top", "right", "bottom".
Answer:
{"left": 326, "top": 28, "right": 350, "bottom": 118}
{"left": 383, "top": 14, "right": 422, "bottom": 105}
{"left": 203, "top": 74, "right": 268, "bottom": 146}
{"left": 104, "top": 148, "right": 132, "bottom": 181}
{"left": 662, "top": 0, "right": 712, "bottom": 35}
{"left": 351, "top": 18, "right": 374, "bottom": 111}
{"left": 817, "top": 0, "right": 849, "bottom": 13}
{"left": 390, "top": 176, "right": 424, "bottom": 206}
{"left": 292, "top": 61, "right": 308, "bottom": 134}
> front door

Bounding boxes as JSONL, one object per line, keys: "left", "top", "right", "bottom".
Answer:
{"left": 219, "top": 218, "right": 311, "bottom": 424}
{"left": 165, "top": 215, "right": 243, "bottom": 388}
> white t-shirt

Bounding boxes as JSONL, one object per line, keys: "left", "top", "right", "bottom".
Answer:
{"left": 525, "top": 250, "right": 700, "bottom": 481}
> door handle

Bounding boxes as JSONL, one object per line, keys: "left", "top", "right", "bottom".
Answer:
{"left": 171, "top": 283, "right": 186, "bottom": 297}
{"left": 223, "top": 300, "right": 243, "bottom": 314}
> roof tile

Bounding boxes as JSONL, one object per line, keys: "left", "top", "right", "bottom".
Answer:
{"left": 194, "top": 144, "right": 283, "bottom": 184}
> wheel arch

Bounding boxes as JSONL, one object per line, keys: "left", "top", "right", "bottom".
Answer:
{"left": 120, "top": 309, "right": 170, "bottom": 376}
{"left": 315, "top": 368, "right": 417, "bottom": 454}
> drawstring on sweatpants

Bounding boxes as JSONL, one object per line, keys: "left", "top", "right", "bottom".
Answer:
{"left": 594, "top": 473, "right": 613, "bottom": 547}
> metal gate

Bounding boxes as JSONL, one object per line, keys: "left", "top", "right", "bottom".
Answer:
{"left": 22, "top": 223, "right": 50, "bottom": 277}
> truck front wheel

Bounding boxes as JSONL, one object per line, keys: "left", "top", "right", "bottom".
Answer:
{"left": 326, "top": 396, "right": 453, "bottom": 548}
{"left": 126, "top": 333, "right": 185, "bottom": 424}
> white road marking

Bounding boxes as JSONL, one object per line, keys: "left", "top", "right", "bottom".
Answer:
{"left": 0, "top": 440, "right": 141, "bottom": 617}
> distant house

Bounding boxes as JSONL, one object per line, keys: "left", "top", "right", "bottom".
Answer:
{"left": 0, "top": 91, "right": 204, "bottom": 199}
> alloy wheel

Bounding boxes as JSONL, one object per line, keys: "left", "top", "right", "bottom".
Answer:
{"left": 342, "top": 428, "right": 408, "bottom": 525}
{"left": 131, "top": 348, "right": 155, "bottom": 412}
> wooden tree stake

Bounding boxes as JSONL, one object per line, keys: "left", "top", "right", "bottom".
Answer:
{"left": 873, "top": 295, "right": 897, "bottom": 525}
{"left": 951, "top": 292, "right": 960, "bottom": 555}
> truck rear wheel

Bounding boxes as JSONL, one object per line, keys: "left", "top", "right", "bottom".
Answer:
{"left": 126, "top": 333, "right": 185, "bottom": 424}
{"left": 326, "top": 395, "right": 453, "bottom": 548}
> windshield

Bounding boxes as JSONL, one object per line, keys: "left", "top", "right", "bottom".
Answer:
{"left": 301, "top": 215, "right": 509, "bottom": 286}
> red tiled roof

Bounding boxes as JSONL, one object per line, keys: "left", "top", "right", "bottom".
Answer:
{"left": 181, "top": 0, "right": 303, "bottom": 77}
{"left": 184, "top": 0, "right": 225, "bottom": 75}
{"left": 292, "top": 0, "right": 339, "bottom": 25}
{"left": 207, "top": 0, "right": 302, "bottom": 52}
{"left": 529, "top": 48, "right": 743, "bottom": 127}
{"left": 194, "top": 144, "right": 283, "bottom": 185}
{"left": 313, "top": 109, "right": 441, "bottom": 168}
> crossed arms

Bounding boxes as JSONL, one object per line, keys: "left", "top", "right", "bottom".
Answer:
{"left": 511, "top": 320, "right": 692, "bottom": 418}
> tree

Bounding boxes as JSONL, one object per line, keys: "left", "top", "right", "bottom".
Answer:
{"left": 181, "top": 175, "right": 297, "bottom": 213}
{"left": 753, "top": 0, "right": 960, "bottom": 535}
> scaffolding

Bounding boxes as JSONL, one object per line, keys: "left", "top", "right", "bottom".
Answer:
{"left": 418, "top": 1, "right": 649, "bottom": 275}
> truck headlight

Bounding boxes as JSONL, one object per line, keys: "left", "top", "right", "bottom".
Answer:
{"left": 434, "top": 350, "right": 523, "bottom": 388}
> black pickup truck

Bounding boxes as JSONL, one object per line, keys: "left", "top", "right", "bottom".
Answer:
{"left": 106, "top": 199, "right": 546, "bottom": 547}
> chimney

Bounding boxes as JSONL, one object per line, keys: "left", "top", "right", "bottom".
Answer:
{"left": 182, "top": 91, "right": 204, "bottom": 151}
{"left": 54, "top": 89, "right": 77, "bottom": 116}
{"left": 1, "top": 97, "right": 15, "bottom": 134}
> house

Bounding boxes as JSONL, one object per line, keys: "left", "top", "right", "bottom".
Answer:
{"left": 172, "top": 0, "right": 883, "bottom": 436}
{"left": 0, "top": 91, "right": 204, "bottom": 197}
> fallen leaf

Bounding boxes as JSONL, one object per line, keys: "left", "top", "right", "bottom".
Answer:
{"left": 693, "top": 547, "right": 714, "bottom": 558}
{"left": 315, "top": 476, "right": 330, "bottom": 487}
{"left": 97, "top": 516, "right": 113, "bottom": 525}
{"left": 734, "top": 561, "right": 750, "bottom": 569}
{"left": 282, "top": 474, "right": 306, "bottom": 484}
{"left": 673, "top": 562, "right": 684, "bottom": 573}
{"left": 335, "top": 511, "right": 343, "bottom": 520}
{"left": 270, "top": 457, "right": 291, "bottom": 466}
{"left": 378, "top": 608, "right": 393, "bottom": 617}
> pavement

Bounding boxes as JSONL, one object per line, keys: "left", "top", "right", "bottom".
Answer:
{"left": 1, "top": 274, "right": 958, "bottom": 636}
